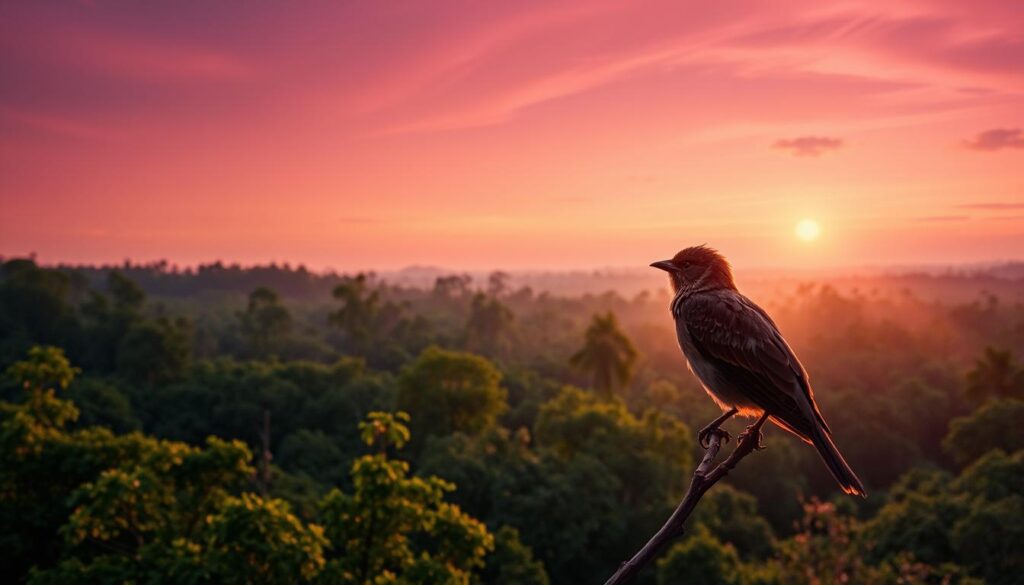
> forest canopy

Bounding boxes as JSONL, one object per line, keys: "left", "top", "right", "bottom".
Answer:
{"left": 1, "top": 258, "right": 1022, "bottom": 584}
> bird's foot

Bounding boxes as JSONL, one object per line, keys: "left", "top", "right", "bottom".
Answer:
{"left": 737, "top": 426, "right": 766, "bottom": 450}
{"left": 698, "top": 425, "right": 732, "bottom": 449}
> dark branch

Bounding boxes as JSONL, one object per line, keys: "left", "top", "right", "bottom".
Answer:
{"left": 603, "top": 413, "right": 770, "bottom": 585}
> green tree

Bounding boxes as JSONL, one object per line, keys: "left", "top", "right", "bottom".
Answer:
{"left": 465, "top": 293, "right": 514, "bottom": 357}
{"left": 239, "top": 287, "right": 292, "bottom": 358}
{"left": 657, "top": 526, "right": 744, "bottom": 585}
{"left": 534, "top": 386, "right": 692, "bottom": 508}
{"left": 329, "top": 273, "right": 380, "bottom": 348}
{"left": 0, "top": 260, "right": 80, "bottom": 361}
{"left": 692, "top": 485, "right": 776, "bottom": 560}
{"left": 397, "top": 347, "right": 507, "bottom": 453}
{"left": 863, "top": 451, "right": 1024, "bottom": 585}
{"left": 3, "top": 351, "right": 497, "bottom": 584}
{"left": 116, "top": 317, "right": 191, "bottom": 385}
{"left": 943, "top": 398, "right": 1024, "bottom": 465}
{"left": 203, "top": 494, "right": 326, "bottom": 585}
{"left": 319, "top": 411, "right": 493, "bottom": 584}
{"left": 964, "top": 346, "right": 1024, "bottom": 405}
{"left": 481, "top": 526, "right": 550, "bottom": 585}
{"left": 570, "top": 312, "right": 637, "bottom": 398}
{"left": 80, "top": 270, "right": 147, "bottom": 371}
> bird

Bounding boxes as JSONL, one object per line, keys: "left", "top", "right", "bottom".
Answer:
{"left": 651, "top": 245, "right": 866, "bottom": 497}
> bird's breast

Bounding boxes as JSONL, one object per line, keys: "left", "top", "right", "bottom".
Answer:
{"left": 673, "top": 314, "right": 760, "bottom": 414}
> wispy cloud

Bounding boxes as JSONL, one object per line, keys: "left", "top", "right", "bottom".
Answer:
{"left": 0, "top": 105, "right": 121, "bottom": 140}
{"left": 962, "top": 128, "right": 1024, "bottom": 151}
{"left": 772, "top": 136, "right": 843, "bottom": 157}
{"left": 915, "top": 215, "right": 969, "bottom": 222}
{"left": 956, "top": 202, "right": 1024, "bottom": 210}
{"left": 382, "top": 42, "right": 695, "bottom": 134}
{"left": 5, "top": 25, "right": 252, "bottom": 83}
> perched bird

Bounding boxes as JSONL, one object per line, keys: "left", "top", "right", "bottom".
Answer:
{"left": 651, "top": 245, "right": 866, "bottom": 497}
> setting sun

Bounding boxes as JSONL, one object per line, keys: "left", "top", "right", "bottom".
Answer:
{"left": 796, "top": 219, "right": 821, "bottom": 243}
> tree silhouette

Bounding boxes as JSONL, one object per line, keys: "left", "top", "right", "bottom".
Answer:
{"left": 965, "top": 346, "right": 1024, "bottom": 405}
{"left": 465, "top": 293, "right": 515, "bottom": 357}
{"left": 239, "top": 287, "right": 291, "bottom": 358}
{"left": 329, "top": 273, "right": 380, "bottom": 349}
{"left": 570, "top": 312, "right": 637, "bottom": 398}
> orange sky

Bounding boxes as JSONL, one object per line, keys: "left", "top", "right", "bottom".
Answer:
{"left": 1, "top": 0, "right": 1022, "bottom": 270}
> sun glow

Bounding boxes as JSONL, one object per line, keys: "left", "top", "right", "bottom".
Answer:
{"left": 795, "top": 219, "right": 821, "bottom": 243}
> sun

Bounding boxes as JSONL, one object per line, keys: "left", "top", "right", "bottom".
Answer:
{"left": 795, "top": 219, "right": 821, "bottom": 243}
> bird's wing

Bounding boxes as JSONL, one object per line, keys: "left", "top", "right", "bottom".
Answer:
{"left": 680, "top": 289, "right": 829, "bottom": 439}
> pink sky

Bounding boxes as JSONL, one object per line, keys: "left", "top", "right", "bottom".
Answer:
{"left": 1, "top": 0, "right": 1022, "bottom": 270}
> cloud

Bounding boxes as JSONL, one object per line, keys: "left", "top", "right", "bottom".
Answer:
{"left": 956, "top": 202, "right": 1024, "bottom": 210}
{"left": 915, "top": 215, "right": 969, "bottom": 222}
{"left": 962, "top": 128, "right": 1024, "bottom": 151}
{"left": 0, "top": 105, "right": 122, "bottom": 140}
{"left": 772, "top": 136, "right": 843, "bottom": 157}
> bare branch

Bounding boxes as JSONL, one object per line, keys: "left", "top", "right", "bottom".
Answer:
{"left": 604, "top": 413, "right": 770, "bottom": 585}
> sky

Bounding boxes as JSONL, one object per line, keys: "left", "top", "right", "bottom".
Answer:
{"left": 1, "top": 0, "right": 1022, "bottom": 271}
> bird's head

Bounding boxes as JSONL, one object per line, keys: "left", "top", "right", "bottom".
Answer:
{"left": 650, "top": 245, "right": 736, "bottom": 293}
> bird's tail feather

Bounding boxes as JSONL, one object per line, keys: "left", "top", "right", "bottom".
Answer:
{"left": 808, "top": 421, "right": 867, "bottom": 497}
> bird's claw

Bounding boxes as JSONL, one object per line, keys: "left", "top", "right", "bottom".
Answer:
{"left": 698, "top": 427, "right": 732, "bottom": 449}
{"left": 737, "top": 427, "right": 766, "bottom": 450}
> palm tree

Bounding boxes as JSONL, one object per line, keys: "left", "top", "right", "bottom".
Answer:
{"left": 570, "top": 312, "right": 638, "bottom": 398}
{"left": 965, "top": 346, "right": 1024, "bottom": 405}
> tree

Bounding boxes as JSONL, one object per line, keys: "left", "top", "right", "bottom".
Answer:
{"left": 863, "top": 451, "right": 1024, "bottom": 585}
{"left": 80, "top": 270, "right": 147, "bottom": 371}
{"left": 964, "top": 346, "right": 1024, "bottom": 405}
{"left": 465, "top": 293, "right": 515, "bottom": 357}
{"left": 0, "top": 260, "right": 79, "bottom": 361}
{"left": 318, "top": 411, "right": 493, "bottom": 584}
{"left": 329, "top": 273, "right": 380, "bottom": 348}
{"left": 2, "top": 351, "right": 496, "bottom": 584}
{"left": 397, "top": 347, "right": 507, "bottom": 453}
{"left": 943, "top": 398, "right": 1024, "bottom": 465}
{"left": 657, "top": 526, "right": 744, "bottom": 585}
{"left": 482, "top": 526, "right": 550, "bottom": 585}
{"left": 239, "top": 287, "right": 292, "bottom": 358}
{"left": 691, "top": 485, "right": 776, "bottom": 560}
{"left": 570, "top": 312, "right": 637, "bottom": 398}
{"left": 487, "top": 271, "right": 510, "bottom": 297}
{"left": 115, "top": 317, "right": 191, "bottom": 385}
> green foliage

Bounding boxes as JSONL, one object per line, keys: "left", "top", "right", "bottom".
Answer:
{"left": 863, "top": 451, "right": 1024, "bottom": 585}
{"left": 658, "top": 526, "right": 744, "bottom": 585}
{"left": 359, "top": 411, "right": 411, "bottom": 452}
{"left": 320, "top": 413, "right": 493, "bottom": 584}
{"left": 397, "top": 347, "right": 507, "bottom": 453}
{"left": 0, "top": 260, "right": 79, "bottom": 361}
{"left": 964, "top": 346, "right": 1024, "bottom": 405}
{"left": 943, "top": 398, "right": 1024, "bottom": 465}
{"left": 278, "top": 428, "right": 347, "bottom": 485}
{"left": 6, "top": 345, "right": 79, "bottom": 392}
{"left": 465, "top": 293, "right": 515, "bottom": 357}
{"left": 691, "top": 485, "right": 776, "bottom": 560}
{"left": 116, "top": 317, "right": 192, "bottom": 385}
{"left": 534, "top": 386, "right": 693, "bottom": 507}
{"left": 65, "top": 378, "right": 140, "bottom": 432}
{"left": 3, "top": 258, "right": 1024, "bottom": 584}
{"left": 330, "top": 273, "right": 381, "bottom": 347}
{"left": 481, "top": 526, "right": 550, "bottom": 585}
{"left": 239, "top": 287, "right": 292, "bottom": 358}
{"left": 570, "top": 311, "right": 637, "bottom": 397}
{"left": 2, "top": 355, "right": 494, "bottom": 584}
{"left": 204, "top": 494, "right": 326, "bottom": 585}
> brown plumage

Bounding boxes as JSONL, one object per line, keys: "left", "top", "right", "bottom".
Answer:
{"left": 652, "top": 245, "right": 866, "bottom": 497}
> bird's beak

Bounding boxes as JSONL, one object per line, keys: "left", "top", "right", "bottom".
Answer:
{"left": 650, "top": 260, "right": 676, "bottom": 272}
